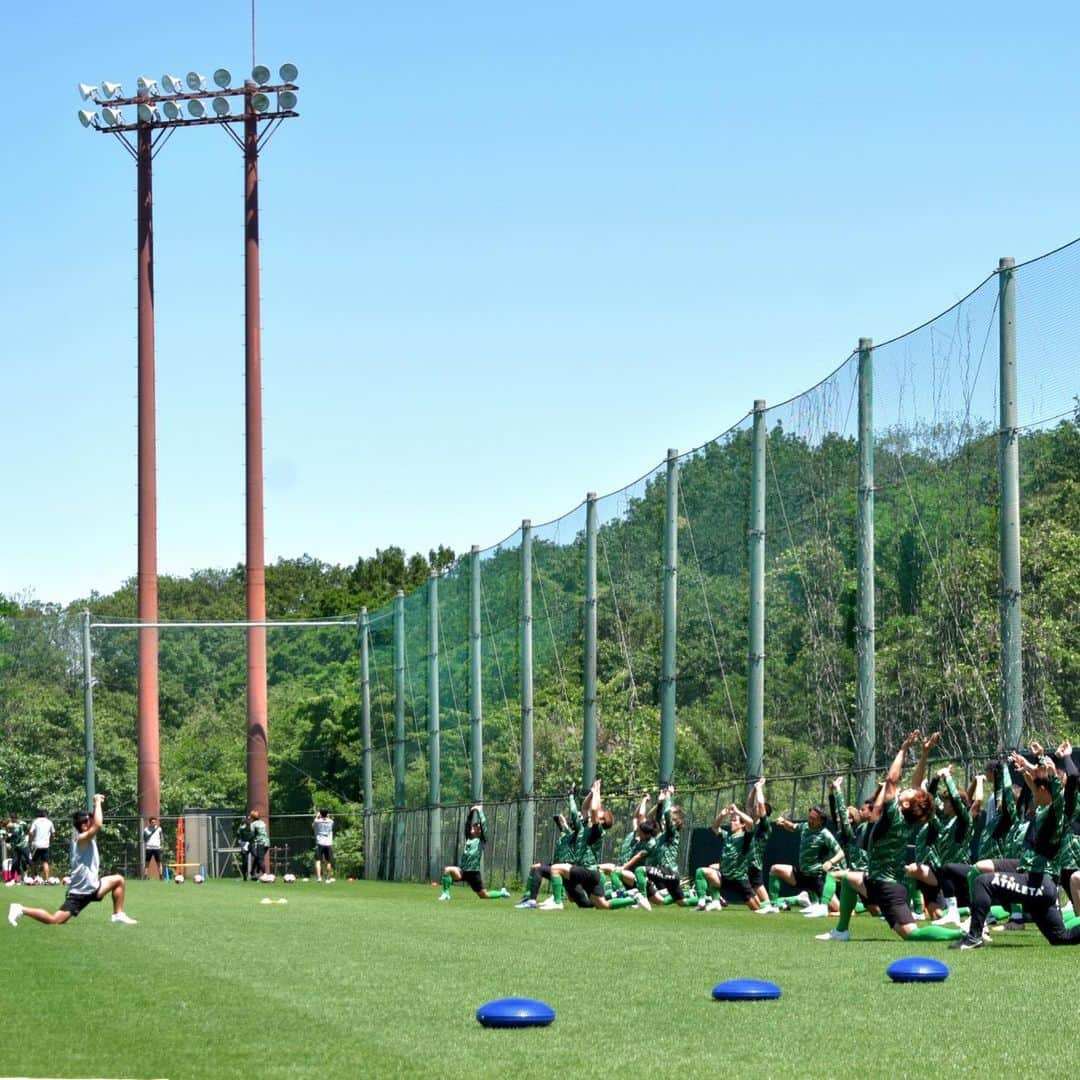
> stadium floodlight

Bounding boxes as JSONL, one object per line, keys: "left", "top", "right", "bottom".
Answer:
{"left": 213, "top": 67, "right": 232, "bottom": 88}
{"left": 188, "top": 98, "right": 206, "bottom": 118}
{"left": 78, "top": 83, "right": 99, "bottom": 101}
{"left": 161, "top": 74, "right": 185, "bottom": 94}
{"left": 279, "top": 63, "right": 298, "bottom": 83}
{"left": 186, "top": 71, "right": 207, "bottom": 91}
{"left": 136, "top": 77, "right": 159, "bottom": 95}
{"left": 102, "top": 105, "right": 124, "bottom": 126}
{"left": 277, "top": 90, "right": 297, "bottom": 111}
{"left": 212, "top": 96, "right": 231, "bottom": 116}
{"left": 251, "top": 92, "right": 270, "bottom": 113}
{"left": 251, "top": 64, "right": 271, "bottom": 85}
{"left": 101, "top": 81, "right": 123, "bottom": 99}
{"left": 138, "top": 102, "right": 158, "bottom": 123}
{"left": 78, "top": 109, "right": 98, "bottom": 128}
{"left": 162, "top": 100, "right": 183, "bottom": 120}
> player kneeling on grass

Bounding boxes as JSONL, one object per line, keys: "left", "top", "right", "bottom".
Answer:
{"left": 8, "top": 794, "right": 136, "bottom": 928}
{"left": 438, "top": 805, "right": 510, "bottom": 901}
{"left": 696, "top": 804, "right": 757, "bottom": 911}
{"left": 816, "top": 730, "right": 962, "bottom": 944}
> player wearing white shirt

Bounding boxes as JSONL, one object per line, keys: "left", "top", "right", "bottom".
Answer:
{"left": 314, "top": 809, "right": 335, "bottom": 883}
{"left": 28, "top": 811, "right": 55, "bottom": 881}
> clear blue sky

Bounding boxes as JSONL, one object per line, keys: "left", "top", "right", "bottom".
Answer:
{"left": 4, "top": 3, "right": 1077, "bottom": 607}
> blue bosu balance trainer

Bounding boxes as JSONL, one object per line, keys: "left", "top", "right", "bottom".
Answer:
{"left": 711, "top": 979, "right": 782, "bottom": 1001}
{"left": 476, "top": 998, "right": 557, "bottom": 1028}
{"left": 886, "top": 956, "right": 949, "bottom": 983}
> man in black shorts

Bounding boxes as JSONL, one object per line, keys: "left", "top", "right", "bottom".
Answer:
{"left": 9, "top": 795, "right": 136, "bottom": 928}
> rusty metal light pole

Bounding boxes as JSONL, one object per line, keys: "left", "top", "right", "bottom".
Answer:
{"left": 77, "top": 66, "right": 299, "bottom": 824}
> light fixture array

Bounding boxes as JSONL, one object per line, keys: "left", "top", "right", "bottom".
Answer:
{"left": 77, "top": 64, "right": 299, "bottom": 128}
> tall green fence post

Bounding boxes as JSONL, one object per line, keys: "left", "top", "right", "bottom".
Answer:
{"left": 393, "top": 589, "right": 405, "bottom": 880}
{"left": 660, "top": 450, "right": 679, "bottom": 784}
{"left": 359, "top": 607, "right": 374, "bottom": 878}
{"left": 583, "top": 492, "right": 598, "bottom": 788}
{"left": 998, "top": 257, "right": 1023, "bottom": 749}
{"left": 427, "top": 571, "right": 441, "bottom": 882}
{"left": 470, "top": 545, "right": 483, "bottom": 803}
{"left": 519, "top": 519, "right": 535, "bottom": 879}
{"left": 856, "top": 341, "right": 877, "bottom": 802}
{"left": 82, "top": 610, "right": 95, "bottom": 810}
{"left": 747, "top": 403, "right": 766, "bottom": 780}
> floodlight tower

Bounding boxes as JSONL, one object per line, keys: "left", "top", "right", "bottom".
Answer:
{"left": 77, "top": 65, "right": 300, "bottom": 823}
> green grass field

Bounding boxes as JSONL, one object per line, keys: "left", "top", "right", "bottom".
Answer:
{"left": 1, "top": 877, "right": 1070, "bottom": 1078}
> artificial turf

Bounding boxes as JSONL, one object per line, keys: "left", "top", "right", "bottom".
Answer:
{"left": 1, "top": 877, "right": 1071, "bottom": 1078}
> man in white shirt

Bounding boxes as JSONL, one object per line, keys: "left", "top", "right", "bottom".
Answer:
{"left": 143, "top": 817, "right": 164, "bottom": 879}
{"left": 28, "top": 810, "right": 55, "bottom": 882}
{"left": 314, "top": 809, "right": 335, "bottom": 883}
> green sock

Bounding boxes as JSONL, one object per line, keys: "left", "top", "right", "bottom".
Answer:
{"left": 836, "top": 879, "right": 858, "bottom": 933}
{"left": 854, "top": 901, "right": 866, "bottom": 914}
{"left": 523, "top": 870, "right": 534, "bottom": 897}
{"left": 441, "top": 873, "right": 452, "bottom": 893}
{"left": 908, "top": 880, "right": 924, "bottom": 915}
{"left": 1064, "top": 913, "right": 1080, "bottom": 930}
{"left": 908, "top": 924, "right": 963, "bottom": 941}
{"left": 709, "top": 884, "right": 721, "bottom": 901}
{"left": 957, "top": 906, "right": 970, "bottom": 918}
{"left": 608, "top": 896, "right": 636, "bottom": 909}
{"left": 822, "top": 874, "right": 837, "bottom": 905}
{"left": 767, "top": 875, "right": 781, "bottom": 904}
{"left": 661, "top": 893, "right": 675, "bottom": 905}
{"left": 1010, "top": 904, "right": 1023, "bottom": 919}
{"left": 486, "top": 889, "right": 508, "bottom": 899}
{"left": 990, "top": 905, "right": 1009, "bottom": 921}
{"left": 635, "top": 867, "right": 648, "bottom": 895}
{"left": 552, "top": 875, "right": 565, "bottom": 904}
{"left": 695, "top": 869, "right": 708, "bottom": 900}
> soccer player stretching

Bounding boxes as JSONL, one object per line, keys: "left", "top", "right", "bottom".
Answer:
{"left": 8, "top": 794, "right": 136, "bottom": 928}
{"left": 817, "top": 730, "right": 962, "bottom": 944}
{"left": 951, "top": 744, "right": 1080, "bottom": 950}
{"left": 438, "top": 805, "right": 510, "bottom": 901}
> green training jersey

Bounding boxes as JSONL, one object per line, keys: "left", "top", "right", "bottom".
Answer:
{"left": 1018, "top": 771, "right": 1064, "bottom": 875}
{"left": 618, "top": 830, "right": 636, "bottom": 864}
{"left": 794, "top": 822, "right": 840, "bottom": 875}
{"left": 460, "top": 809, "right": 487, "bottom": 872}
{"left": 720, "top": 826, "right": 753, "bottom": 880}
{"left": 571, "top": 823, "right": 604, "bottom": 870}
{"left": 552, "top": 824, "right": 576, "bottom": 863}
{"left": 867, "top": 798, "right": 908, "bottom": 883}
{"left": 930, "top": 775, "right": 972, "bottom": 866}
{"left": 650, "top": 799, "right": 680, "bottom": 873}
{"left": 249, "top": 819, "right": 269, "bottom": 846}
{"left": 10, "top": 820, "right": 29, "bottom": 851}
{"left": 749, "top": 816, "right": 772, "bottom": 869}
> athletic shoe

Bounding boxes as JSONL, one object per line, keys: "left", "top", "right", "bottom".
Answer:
{"left": 437, "top": 892, "right": 450, "bottom": 901}
{"left": 815, "top": 928, "right": 849, "bottom": 941}
{"left": 949, "top": 932, "right": 985, "bottom": 950}
{"left": 912, "top": 911, "right": 927, "bottom": 921}
{"left": 802, "top": 903, "right": 829, "bottom": 918}
{"left": 7, "top": 903, "right": 22, "bottom": 927}
{"left": 755, "top": 904, "right": 779, "bottom": 914}
{"left": 706, "top": 899, "right": 723, "bottom": 912}
{"left": 634, "top": 892, "right": 652, "bottom": 911}
{"left": 695, "top": 898, "right": 708, "bottom": 911}
{"left": 110, "top": 912, "right": 138, "bottom": 925}
{"left": 794, "top": 890, "right": 811, "bottom": 908}
{"left": 933, "top": 909, "right": 962, "bottom": 928}
{"left": 498, "top": 888, "right": 511, "bottom": 898}
{"left": 327, "top": 878, "right": 335, "bottom": 884}
{"left": 515, "top": 898, "right": 537, "bottom": 909}
{"left": 538, "top": 898, "right": 563, "bottom": 911}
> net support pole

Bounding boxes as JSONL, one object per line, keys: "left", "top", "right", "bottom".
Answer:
{"left": 998, "top": 256, "right": 1023, "bottom": 750}
{"left": 427, "top": 572, "right": 441, "bottom": 882}
{"left": 393, "top": 589, "right": 406, "bottom": 880}
{"left": 82, "top": 610, "right": 95, "bottom": 810}
{"left": 747, "top": 403, "right": 766, "bottom": 780}
{"left": 359, "top": 607, "right": 374, "bottom": 879}
{"left": 855, "top": 341, "right": 877, "bottom": 802}
{"left": 469, "top": 545, "right": 483, "bottom": 804}
{"left": 519, "top": 519, "right": 535, "bottom": 879}
{"left": 660, "top": 450, "right": 679, "bottom": 784}
{"left": 583, "top": 492, "right": 598, "bottom": 789}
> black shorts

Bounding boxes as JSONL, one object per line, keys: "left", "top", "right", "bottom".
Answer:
{"left": 60, "top": 891, "right": 101, "bottom": 917}
{"left": 643, "top": 867, "right": 684, "bottom": 902}
{"left": 866, "top": 879, "right": 913, "bottom": 929}
{"left": 747, "top": 864, "right": 764, "bottom": 889}
{"left": 31, "top": 848, "right": 50, "bottom": 863}
{"left": 316, "top": 844, "right": 334, "bottom": 862}
{"left": 460, "top": 869, "right": 485, "bottom": 894}
{"left": 725, "top": 877, "right": 754, "bottom": 902}
{"left": 917, "top": 876, "right": 942, "bottom": 908}
{"left": 568, "top": 865, "right": 605, "bottom": 899}
{"left": 145, "top": 849, "right": 162, "bottom": 865}
{"left": 794, "top": 870, "right": 826, "bottom": 899}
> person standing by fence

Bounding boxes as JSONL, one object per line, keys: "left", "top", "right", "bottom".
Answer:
{"left": 314, "top": 809, "right": 335, "bottom": 883}
{"left": 143, "top": 817, "right": 164, "bottom": 880}
{"left": 249, "top": 810, "right": 269, "bottom": 879}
